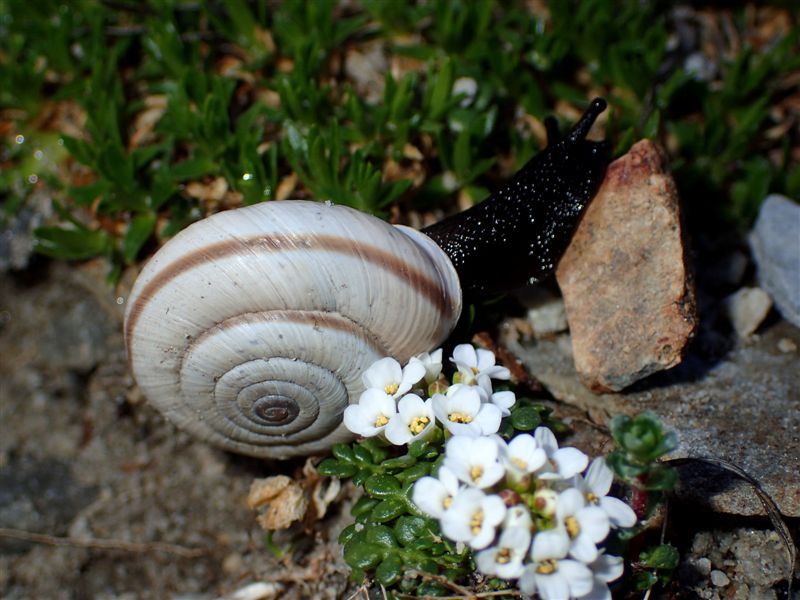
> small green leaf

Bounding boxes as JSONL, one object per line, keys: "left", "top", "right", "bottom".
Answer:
{"left": 364, "top": 474, "right": 402, "bottom": 498}
{"left": 338, "top": 523, "right": 358, "bottom": 546}
{"left": 380, "top": 454, "right": 416, "bottom": 470}
{"left": 394, "top": 516, "right": 431, "bottom": 546}
{"left": 34, "top": 226, "right": 110, "bottom": 260}
{"left": 332, "top": 444, "right": 355, "bottom": 462}
{"left": 639, "top": 544, "right": 679, "bottom": 570}
{"left": 343, "top": 540, "right": 385, "bottom": 570}
{"left": 351, "top": 496, "right": 379, "bottom": 518}
{"left": 353, "top": 445, "right": 374, "bottom": 464}
{"left": 375, "top": 553, "right": 403, "bottom": 587}
{"left": 364, "top": 524, "right": 398, "bottom": 548}
{"left": 511, "top": 406, "right": 542, "bottom": 431}
{"left": 316, "top": 458, "right": 357, "bottom": 479}
{"left": 394, "top": 462, "right": 431, "bottom": 484}
{"left": 370, "top": 497, "right": 407, "bottom": 523}
{"left": 122, "top": 212, "right": 156, "bottom": 263}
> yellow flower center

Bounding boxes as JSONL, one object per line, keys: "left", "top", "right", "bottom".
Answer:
{"left": 511, "top": 457, "right": 528, "bottom": 470}
{"left": 442, "top": 496, "right": 453, "bottom": 510}
{"left": 536, "top": 559, "right": 558, "bottom": 575}
{"left": 470, "top": 465, "right": 484, "bottom": 482}
{"left": 496, "top": 548, "right": 512, "bottom": 564}
{"left": 409, "top": 416, "right": 429, "bottom": 434}
{"left": 384, "top": 382, "right": 399, "bottom": 395}
{"left": 586, "top": 492, "right": 599, "bottom": 504}
{"left": 448, "top": 412, "right": 473, "bottom": 424}
{"left": 565, "top": 516, "right": 580, "bottom": 539}
{"left": 471, "top": 366, "right": 480, "bottom": 375}
{"left": 374, "top": 414, "right": 389, "bottom": 427}
{"left": 470, "top": 509, "right": 484, "bottom": 535}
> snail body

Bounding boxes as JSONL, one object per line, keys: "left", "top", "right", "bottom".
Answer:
{"left": 125, "top": 99, "right": 610, "bottom": 459}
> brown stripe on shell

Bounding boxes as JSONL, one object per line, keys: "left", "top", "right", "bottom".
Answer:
{"left": 125, "top": 233, "right": 455, "bottom": 357}
{"left": 187, "top": 309, "right": 389, "bottom": 361}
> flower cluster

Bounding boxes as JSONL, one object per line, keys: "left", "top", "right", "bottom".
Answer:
{"left": 343, "top": 344, "right": 510, "bottom": 445}
{"left": 414, "top": 430, "right": 635, "bottom": 600}
{"left": 343, "top": 346, "right": 636, "bottom": 600}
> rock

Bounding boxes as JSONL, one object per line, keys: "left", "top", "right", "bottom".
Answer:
{"left": 501, "top": 318, "right": 800, "bottom": 517}
{"left": 556, "top": 139, "right": 697, "bottom": 392}
{"left": 710, "top": 570, "right": 730, "bottom": 587}
{"left": 517, "top": 287, "right": 568, "bottom": 337}
{"left": 723, "top": 286, "right": 773, "bottom": 337}
{"left": 749, "top": 194, "right": 800, "bottom": 328}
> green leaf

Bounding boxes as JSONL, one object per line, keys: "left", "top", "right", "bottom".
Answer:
{"left": 394, "top": 462, "right": 431, "bottom": 484}
{"left": 364, "top": 524, "right": 398, "bottom": 548}
{"left": 394, "top": 516, "right": 431, "bottom": 546}
{"left": 351, "top": 496, "right": 379, "bottom": 518}
{"left": 122, "top": 212, "right": 156, "bottom": 263}
{"left": 375, "top": 553, "right": 404, "bottom": 587}
{"left": 338, "top": 523, "right": 359, "bottom": 546}
{"left": 380, "top": 454, "right": 416, "bottom": 470}
{"left": 332, "top": 443, "right": 356, "bottom": 463}
{"left": 34, "top": 226, "right": 110, "bottom": 260}
{"left": 171, "top": 156, "right": 218, "bottom": 180}
{"left": 343, "top": 539, "right": 385, "bottom": 570}
{"left": 364, "top": 474, "right": 402, "bottom": 498}
{"left": 370, "top": 497, "right": 407, "bottom": 523}
{"left": 639, "top": 544, "right": 679, "bottom": 570}
{"left": 511, "top": 405, "right": 542, "bottom": 431}
{"left": 316, "top": 458, "right": 357, "bottom": 479}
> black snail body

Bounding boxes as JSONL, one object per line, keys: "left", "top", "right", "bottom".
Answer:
{"left": 124, "top": 99, "right": 610, "bottom": 458}
{"left": 423, "top": 97, "right": 610, "bottom": 296}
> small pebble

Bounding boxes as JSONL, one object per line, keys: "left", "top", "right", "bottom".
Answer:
{"left": 695, "top": 557, "right": 712, "bottom": 576}
{"left": 777, "top": 338, "right": 797, "bottom": 353}
{"left": 710, "top": 569, "right": 730, "bottom": 587}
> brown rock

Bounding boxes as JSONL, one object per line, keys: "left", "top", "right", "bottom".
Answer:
{"left": 556, "top": 139, "right": 697, "bottom": 392}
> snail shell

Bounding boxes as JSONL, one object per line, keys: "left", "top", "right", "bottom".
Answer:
{"left": 124, "top": 200, "right": 462, "bottom": 458}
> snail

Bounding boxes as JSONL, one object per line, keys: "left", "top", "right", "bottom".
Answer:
{"left": 124, "top": 98, "right": 609, "bottom": 459}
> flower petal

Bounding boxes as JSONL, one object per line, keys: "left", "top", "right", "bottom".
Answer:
{"left": 600, "top": 496, "right": 637, "bottom": 528}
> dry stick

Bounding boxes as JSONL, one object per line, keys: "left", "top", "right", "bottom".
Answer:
{"left": 0, "top": 527, "right": 208, "bottom": 559}
{"left": 398, "top": 571, "right": 520, "bottom": 599}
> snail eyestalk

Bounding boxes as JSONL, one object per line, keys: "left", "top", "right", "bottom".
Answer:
{"left": 422, "top": 97, "right": 610, "bottom": 296}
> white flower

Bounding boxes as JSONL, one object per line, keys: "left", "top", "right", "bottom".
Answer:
{"left": 573, "top": 458, "right": 637, "bottom": 528}
{"left": 503, "top": 504, "right": 533, "bottom": 530}
{"left": 342, "top": 389, "right": 396, "bottom": 437}
{"left": 534, "top": 427, "right": 589, "bottom": 480}
{"left": 443, "top": 436, "right": 505, "bottom": 489}
{"left": 412, "top": 466, "right": 461, "bottom": 519}
{"left": 496, "top": 433, "right": 547, "bottom": 481}
{"left": 432, "top": 384, "right": 502, "bottom": 437}
{"left": 451, "top": 344, "right": 510, "bottom": 388}
{"left": 556, "top": 488, "right": 610, "bottom": 564}
{"left": 476, "top": 526, "right": 531, "bottom": 579}
{"left": 440, "top": 487, "right": 506, "bottom": 550}
{"left": 519, "top": 529, "right": 593, "bottom": 600}
{"left": 362, "top": 356, "right": 425, "bottom": 399}
{"left": 414, "top": 349, "right": 443, "bottom": 384}
{"left": 490, "top": 390, "right": 516, "bottom": 416}
{"left": 580, "top": 553, "right": 625, "bottom": 600}
{"left": 384, "top": 394, "right": 435, "bottom": 445}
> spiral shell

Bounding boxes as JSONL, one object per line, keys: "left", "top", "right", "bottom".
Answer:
{"left": 124, "top": 201, "right": 462, "bottom": 458}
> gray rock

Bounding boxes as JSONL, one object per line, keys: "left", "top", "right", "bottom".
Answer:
{"left": 710, "top": 570, "right": 730, "bottom": 587}
{"left": 501, "top": 319, "right": 800, "bottom": 516}
{"left": 749, "top": 194, "right": 800, "bottom": 328}
{"left": 723, "top": 287, "right": 773, "bottom": 338}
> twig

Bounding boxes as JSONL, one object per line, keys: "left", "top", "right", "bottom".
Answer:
{"left": 397, "top": 571, "right": 521, "bottom": 599}
{"left": 0, "top": 527, "right": 208, "bottom": 558}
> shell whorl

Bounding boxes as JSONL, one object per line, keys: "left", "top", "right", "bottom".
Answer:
{"left": 124, "top": 201, "right": 462, "bottom": 458}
